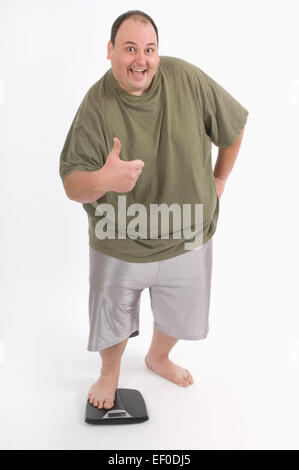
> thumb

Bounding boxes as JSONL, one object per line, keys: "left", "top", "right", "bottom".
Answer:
{"left": 111, "top": 137, "right": 121, "bottom": 158}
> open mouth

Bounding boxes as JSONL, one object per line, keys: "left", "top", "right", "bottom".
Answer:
{"left": 129, "top": 68, "right": 147, "bottom": 78}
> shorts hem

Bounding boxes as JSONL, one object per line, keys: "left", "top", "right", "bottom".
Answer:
{"left": 87, "top": 328, "right": 139, "bottom": 352}
{"left": 154, "top": 322, "right": 209, "bottom": 341}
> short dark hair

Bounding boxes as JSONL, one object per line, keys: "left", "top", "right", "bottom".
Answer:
{"left": 110, "top": 10, "right": 159, "bottom": 48}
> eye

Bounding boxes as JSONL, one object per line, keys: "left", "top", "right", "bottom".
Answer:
{"left": 147, "top": 48, "right": 154, "bottom": 53}
{"left": 127, "top": 47, "right": 134, "bottom": 52}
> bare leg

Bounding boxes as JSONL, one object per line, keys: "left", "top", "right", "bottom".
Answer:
{"left": 88, "top": 337, "right": 128, "bottom": 409}
{"left": 145, "top": 326, "right": 194, "bottom": 387}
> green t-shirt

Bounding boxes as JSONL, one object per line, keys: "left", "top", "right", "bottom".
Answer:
{"left": 59, "top": 56, "right": 248, "bottom": 263}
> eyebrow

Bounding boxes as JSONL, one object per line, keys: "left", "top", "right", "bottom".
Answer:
{"left": 122, "top": 41, "right": 156, "bottom": 47}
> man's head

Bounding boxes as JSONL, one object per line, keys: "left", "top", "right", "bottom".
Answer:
{"left": 107, "top": 10, "right": 160, "bottom": 96}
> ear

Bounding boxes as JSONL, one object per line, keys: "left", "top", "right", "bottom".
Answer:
{"left": 107, "top": 40, "right": 112, "bottom": 60}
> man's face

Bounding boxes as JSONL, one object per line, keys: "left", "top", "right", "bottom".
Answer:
{"left": 107, "top": 18, "right": 160, "bottom": 96}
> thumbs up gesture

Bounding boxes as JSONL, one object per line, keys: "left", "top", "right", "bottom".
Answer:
{"left": 101, "top": 138, "right": 144, "bottom": 193}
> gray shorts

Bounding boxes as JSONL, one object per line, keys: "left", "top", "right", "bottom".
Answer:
{"left": 87, "top": 237, "right": 213, "bottom": 351}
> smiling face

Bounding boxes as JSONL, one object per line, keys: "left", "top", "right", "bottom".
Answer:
{"left": 107, "top": 17, "right": 160, "bottom": 96}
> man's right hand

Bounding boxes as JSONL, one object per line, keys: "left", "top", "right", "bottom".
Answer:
{"left": 100, "top": 137, "right": 144, "bottom": 193}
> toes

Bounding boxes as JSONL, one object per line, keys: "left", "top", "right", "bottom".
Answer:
{"left": 181, "top": 375, "right": 192, "bottom": 386}
{"left": 103, "top": 401, "right": 114, "bottom": 409}
{"left": 88, "top": 395, "right": 114, "bottom": 409}
{"left": 185, "top": 370, "right": 194, "bottom": 384}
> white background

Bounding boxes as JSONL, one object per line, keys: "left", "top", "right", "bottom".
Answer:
{"left": 1, "top": 0, "right": 299, "bottom": 450}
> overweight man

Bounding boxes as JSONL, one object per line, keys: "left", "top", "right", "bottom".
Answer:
{"left": 59, "top": 10, "right": 248, "bottom": 410}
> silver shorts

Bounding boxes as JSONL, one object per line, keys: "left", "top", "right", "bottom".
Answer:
{"left": 87, "top": 237, "right": 213, "bottom": 351}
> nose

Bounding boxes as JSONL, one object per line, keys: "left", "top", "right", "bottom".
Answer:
{"left": 135, "top": 49, "right": 146, "bottom": 66}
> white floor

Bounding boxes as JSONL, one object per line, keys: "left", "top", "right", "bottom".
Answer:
{"left": 2, "top": 0, "right": 299, "bottom": 451}
{"left": 1, "top": 0, "right": 299, "bottom": 450}
{"left": 1, "top": 235, "right": 299, "bottom": 450}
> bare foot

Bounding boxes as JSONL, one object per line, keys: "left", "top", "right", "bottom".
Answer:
{"left": 144, "top": 354, "right": 194, "bottom": 387}
{"left": 88, "top": 373, "right": 119, "bottom": 409}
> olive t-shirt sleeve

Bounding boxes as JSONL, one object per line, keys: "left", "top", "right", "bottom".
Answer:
{"left": 59, "top": 95, "right": 105, "bottom": 183}
{"left": 201, "top": 73, "right": 249, "bottom": 148}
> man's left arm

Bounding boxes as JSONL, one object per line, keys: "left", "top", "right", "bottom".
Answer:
{"left": 213, "top": 126, "right": 246, "bottom": 199}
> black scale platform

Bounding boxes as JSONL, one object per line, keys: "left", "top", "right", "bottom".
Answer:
{"left": 85, "top": 388, "right": 149, "bottom": 425}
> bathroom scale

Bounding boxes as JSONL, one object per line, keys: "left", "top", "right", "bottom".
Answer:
{"left": 85, "top": 388, "right": 149, "bottom": 425}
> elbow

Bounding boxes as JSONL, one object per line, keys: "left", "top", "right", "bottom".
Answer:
{"left": 63, "top": 181, "right": 75, "bottom": 201}
{"left": 63, "top": 173, "right": 76, "bottom": 200}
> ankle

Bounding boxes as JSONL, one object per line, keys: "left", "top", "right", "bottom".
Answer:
{"left": 146, "top": 351, "right": 169, "bottom": 361}
{"left": 100, "top": 365, "right": 120, "bottom": 377}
